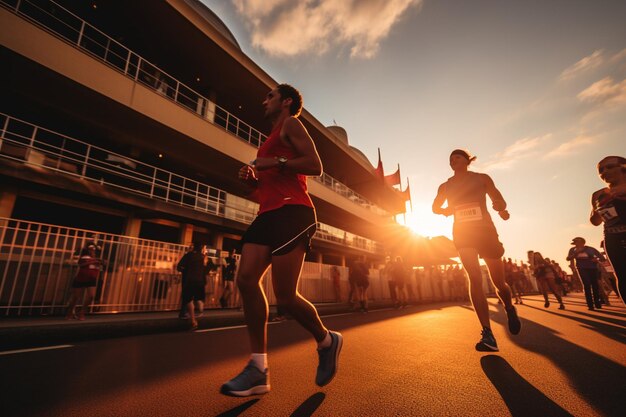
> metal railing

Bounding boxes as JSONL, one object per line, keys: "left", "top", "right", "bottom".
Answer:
{"left": 0, "top": 218, "right": 371, "bottom": 316}
{"left": 0, "top": 218, "right": 474, "bottom": 316}
{"left": 1, "top": 0, "right": 391, "bottom": 217}
{"left": 0, "top": 112, "right": 383, "bottom": 253}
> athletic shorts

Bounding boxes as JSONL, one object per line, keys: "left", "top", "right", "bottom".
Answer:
{"left": 72, "top": 269, "right": 98, "bottom": 288}
{"left": 453, "top": 224, "right": 505, "bottom": 259}
{"left": 182, "top": 282, "right": 206, "bottom": 304}
{"left": 242, "top": 205, "right": 317, "bottom": 256}
{"left": 355, "top": 277, "right": 370, "bottom": 289}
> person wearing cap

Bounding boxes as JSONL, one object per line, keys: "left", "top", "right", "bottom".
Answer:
{"left": 589, "top": 155, "right": 626, "bottom": 304}
{"left": 567, "top": 237, "right": 605, "bottom": 310}
{"left": 432, "top": 149, "right": 520, "bottom": 352}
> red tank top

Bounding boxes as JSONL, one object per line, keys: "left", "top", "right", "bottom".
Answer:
{"left": 256, "top": 119, "right": 314, "bottom": 214}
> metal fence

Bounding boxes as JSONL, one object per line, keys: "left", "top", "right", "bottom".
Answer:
{"left": 0, "top": 0, "right": 389, "bottom": 218}
{"left": 0, "top": 217, "right": 475, "bottom": 317}
{"left": 0, "top": 218, "right": 373, "bottom": 316}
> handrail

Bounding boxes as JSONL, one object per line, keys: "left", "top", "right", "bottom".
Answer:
{"left": 0, "top": 112, "right": 383, "bottom": 253}
{"left": 0, "top": 0, "right": 390, "bottom": 218}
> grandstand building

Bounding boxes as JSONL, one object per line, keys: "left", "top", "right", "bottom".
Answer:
{"left": 0, "top": 0, "right": 415, "bottom": 315}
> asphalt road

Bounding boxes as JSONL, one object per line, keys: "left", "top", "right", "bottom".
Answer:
{"left": 1, "top": 294, "right": 625, "bottom": 417}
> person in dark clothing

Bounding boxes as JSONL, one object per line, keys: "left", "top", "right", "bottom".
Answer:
{"left": 220, "top": 249, "right": 237, "bottom": 308}
{"left": 566, "top": 237, "right": 605, "bottom": 310}
{"left": 177, "top": 242, "right": 211, "bottom": 329}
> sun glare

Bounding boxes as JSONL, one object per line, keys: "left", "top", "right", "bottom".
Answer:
{"left": 398, "top": 205, "right": 452, "bottom": 238}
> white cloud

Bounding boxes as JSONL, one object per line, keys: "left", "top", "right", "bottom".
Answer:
{"left": 544, "top": 135, "right": 594, "bottom": 159}
{"left": 480, "top": 134, "right": 551, "bottom": 171}
{"left": 232, "top": 0, "right": 422, "bottom": 58}
{"left": 559, "top": 49, "right": 605, "bottom": 81}
{"left": 577, "top": 76, "right": 626, "bottom": 106}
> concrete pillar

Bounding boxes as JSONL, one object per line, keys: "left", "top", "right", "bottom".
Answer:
{"left": 180, "top": 223, "right": 193, "bottom": 246}
{"left": 214, "top": 233, "right": 224, "bottom": 251}
{"left": 124, "top": 216, "right": 142, "bottom": 238}
{"left": 0, "top": 186, "right": 17, "bottom": 218}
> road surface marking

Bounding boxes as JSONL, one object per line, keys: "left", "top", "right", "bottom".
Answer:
{"left": 0, "top": 345, "right": 73, "bottom": 356}
{"left": 196, "top": 325, "right": 247, "bottom": 333}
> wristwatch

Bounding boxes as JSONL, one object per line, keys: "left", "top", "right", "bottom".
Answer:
{"left": 277, "top": 156, "right": 288, "bottom": 171}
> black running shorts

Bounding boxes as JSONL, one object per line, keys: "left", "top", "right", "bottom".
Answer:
{"left": 453, "top": 224, "right": 505, "bottom": 259}
{"left": 242, "top": 205, "right": 317, "bottom": 256}
{"left": 182, "top": 282, "right": 206, "bottom": 304}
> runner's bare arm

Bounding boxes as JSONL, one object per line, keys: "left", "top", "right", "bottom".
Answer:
{"left": 483, "top": 174, "right": 509, "bottom": 219}
{"left": 281, "top": 116, "right": 322, "bottom": 176}
{"left": 432, "top": 184, "right": 453, "bottom": 216}
{"left": 238, "top": 164, "right": 258, "bottom": 187}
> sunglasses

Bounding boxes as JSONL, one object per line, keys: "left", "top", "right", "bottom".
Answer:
{"left": 598, "top": 163, "right": 621, "bottom": 173}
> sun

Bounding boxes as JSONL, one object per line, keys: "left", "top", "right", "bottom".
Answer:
{"left": 397, "top": 204, "right": 453, "bottom": 238}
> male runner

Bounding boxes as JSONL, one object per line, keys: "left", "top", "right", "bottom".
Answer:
{"left": 432, "top": 149, "right": 521, "bottom": 352}
{"left": 220, "top": 84, "right": 342, "bottom": 396}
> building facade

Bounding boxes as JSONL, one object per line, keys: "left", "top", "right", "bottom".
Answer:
{"left": 0, "top": 0, "right": 420, "bottom": 315}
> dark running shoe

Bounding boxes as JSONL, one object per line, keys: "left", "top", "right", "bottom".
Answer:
{"left": 505, "top": 306, "right": 521, "bottom": 335}
{"left": 316, "top": 331, "right": 343, "bottom": 386}
{"left": 220, "top": 361, "right": 270, "bottom": 397}
{"left": 558, "top": 304, "right": 565, "bottom": 310}
{"left": 544, "top": 301, "right": 550, "bottom": 308}
{"left": 475, "top": 328, "right": 499, "bottom": 352}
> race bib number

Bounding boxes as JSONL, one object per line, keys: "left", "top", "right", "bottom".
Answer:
{"left": 455, "top": 204, "right": 483, "bottom": 222}
{"left": 598, "top": 206, "right": 618, "bottom": 222}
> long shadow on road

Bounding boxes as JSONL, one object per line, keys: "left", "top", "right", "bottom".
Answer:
{"left": 523, "top": 304, "right": 626, "bottom": 345}
{"left": 489, "top": 306, "right": 626, "bottom": 417}
{"left": 0, "top": 305, "right": 435, "bottom": 417}
{"left": 481, "top": 355, "right": 573, "bottom": 417}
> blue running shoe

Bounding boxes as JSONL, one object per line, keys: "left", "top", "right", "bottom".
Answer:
{"left": 475, "top": 328, "right": 499, "bottom": 352}
{"left": 220, "top": 361, "right": 270, "bottom": 397}
{"left": 316, "top": 331, "right": 343, "bottom": 386}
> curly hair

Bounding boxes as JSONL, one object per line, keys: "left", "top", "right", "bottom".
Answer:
{"left": 276, "top": 84, "right": 303, "bottom": 117}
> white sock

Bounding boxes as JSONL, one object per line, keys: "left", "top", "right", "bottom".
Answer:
{"left": 250, "top": 353, "right": 267, "bottom": 371}
{"left": 317, "top": 331, "right": 332, "bottom": 349}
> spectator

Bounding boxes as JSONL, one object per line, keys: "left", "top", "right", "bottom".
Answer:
{"left": 351, "top": 256, "right": 370, "bottom": 312}
{"left": 219, "top": 249, "right": 237, "bottom": 308}
{"left": 177, "top": 242, "right": 211, "bottom": 330}
{"left": 382, "top": 256, "right": 397, "bottom": 307}
{"left": 65, "top": 234, "right": 102, "bottom": 320}
{"left": 391, "top": 256, "right": 408, "bottom": 308}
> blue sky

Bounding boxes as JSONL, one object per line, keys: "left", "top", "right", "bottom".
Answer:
{"left": 202, "top": 0, "right": 626, "bottom": 265}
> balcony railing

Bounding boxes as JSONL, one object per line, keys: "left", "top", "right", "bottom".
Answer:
{"left": 0, "top": 0, "right": 391, "bottom": 218}
{"left": 0, "top": 112, "right": 383, "bottom": 253}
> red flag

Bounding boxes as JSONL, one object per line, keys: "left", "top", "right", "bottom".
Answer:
{"left": 374, "top": 148, "right": 384, "bottom": 180}
{"left": 384, "top": 164, "right": 401, "bottom": 187}
{"left": 401, "top": 178, "right": 412, "bottom": 211}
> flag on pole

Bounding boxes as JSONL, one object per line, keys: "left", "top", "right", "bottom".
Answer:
{"left": 384, "top": 164, "right": 401, "bottom": 187}
{"left": 401, "top": 177, "right": 412, "bottom": 211}
{"left": 374, "top": 148, "right": 384, "bottom": 181}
